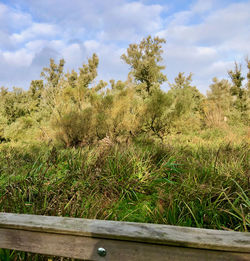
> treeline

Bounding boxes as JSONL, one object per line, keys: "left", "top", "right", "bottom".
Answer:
{"left": 0, "top": 36, "right": 249, "bottom": 147}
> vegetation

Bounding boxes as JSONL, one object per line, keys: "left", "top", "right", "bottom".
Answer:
{"left": 0, "top": 36, "right": 249, "bottom": 260}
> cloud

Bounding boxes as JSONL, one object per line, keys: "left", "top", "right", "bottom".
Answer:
{"left": 0, "top": 2, "right": 32, "bottom": 50}
{"left": 159, "top": 2, "right": 250, "bottom": 46}
{"left": 31, "top": 47, "right": 59, "bottom": 68}
{"left": 0, "top": 0, "right": 249, "bottom": 93}
{"left": 97, "top": 1, "right": 164, "bottom": 41}
{"left": 191, "top": 0, "right": 215, "bottom": 13}
{"left": 12, "top": 23, "right": 59, "bottom": 43}
{"left": 0, "top": 0, "right": 164, "bottom": 89}
{"left": 3, "top": 48, "right": 33, "bottom": 66}
{"left": 0, "top": 2, "right": 32, "bottom": 32}
{"left": 157, "top": 1, "right": 250, "bottom": 93}
{"left": 6, "top": 0, "right": 164, "bottom": 42}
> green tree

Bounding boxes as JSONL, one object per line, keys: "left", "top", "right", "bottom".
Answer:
{"left": 121, "top": 35, "right": 167, "bottom": 94}
{"left": 246, "top": 57, "right": 250, "bottom": 92}
{"left": 170, "top": 72, "right": 193, "bottom": 90}
{"left": 51, "top": 107, "right": 95, "bottom": 147}
{"left": 170, "top": 73, "right": 203, "bottom": 117}
{"left": 78, "top": 53, "right": 99, "bottom": 89}
{"left": 207, "top": 77, "right": 232, "bottom": 114}
{"left": 246, "top": 58, "right": 250, "bottom": 115}
{"left": 228, "top": 63, "right": 244, "bottom": 95}
{"left": 228, "top": 62, "right": 248, "bottom": 121}
{"left": 228, "top": 63, "right": 245, "bottom": 108}
{"left": 39, "top": 59, "right": 66, "bottom": 116}
{"left": 110, "top": 79, "right": 126, "bottom": 91}
{"left": 0, "top": 87, "right": 8, "bottom": 141}
{"left": 169, "top": 73, "right": 203, "bottom": 132}
{"left": 70, "top": 54, "right": 106, "bottom": 109}
{"left": 1, "top": 88, "right": 30, "bottom": 124}
{"left": 143, "top": 89, "right": 173, "bottom": 141}
{"left": 29, "top": 80, "right": 44, "bottom": 110}
{"left": 49, "top": 54, "right": 107, "bottom": 147}
{"left": 41, "top": 58, "right": 65, "bottom": 88}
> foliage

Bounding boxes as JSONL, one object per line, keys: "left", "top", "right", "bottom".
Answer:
{"left": 41, "top": 58, "right": 65, "bottom": 88}
{"left": 0, "top": 36, "right": 249, "bottom": 145}
{"left": 207, "top": 77, "right": 232, "bottom": 114}
{"left": 0, "top": 36, "right": 250, "bottom": 259}
{"left": 228, "top": 62, "right": 249, "bottom": 122}
{"left": 142, "top": 89, "right": 173, "bottom": 140}
{"left": 0, "top": 140, "right": 248, "bottom": 232}
{"left": 121, "top": 35, "right": 167, "bottom": 94}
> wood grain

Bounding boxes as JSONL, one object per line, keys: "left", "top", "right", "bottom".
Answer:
{"left": 0, "top": 213, "right": 249, "bottom": 252}
{"left": 0, "top": 228, "right": 249, "bottom": 261}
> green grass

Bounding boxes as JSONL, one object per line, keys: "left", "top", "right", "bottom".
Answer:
{"left": 0, "top": 139, "right": 249, "bottom": 229}
{"left": 0, "top": 137, "right": 249, "bottom": 260}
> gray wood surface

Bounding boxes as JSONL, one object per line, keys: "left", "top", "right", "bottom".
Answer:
{"left": 0, "top": 228, "right": 249, "bottom": 261}
{"left": 0, "top": 213, "right": 249, "bottom": 252}
{"left": 0, "top": 213, "right": 249, "bottom": 260}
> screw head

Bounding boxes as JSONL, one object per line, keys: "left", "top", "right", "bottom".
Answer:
{"left": 97, "top": 247, "right": 107, "bottom": 257}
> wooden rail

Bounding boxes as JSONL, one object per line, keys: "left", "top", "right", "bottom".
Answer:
{"left": 0, "top": 213, "right": 249, "bottom": 260}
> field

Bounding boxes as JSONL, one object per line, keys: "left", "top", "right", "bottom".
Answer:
{"left": 1, "top": 128, "right": 249, "bottom": 232}
{"left": 0, "top": 35, "right": 249, "bottom": 260}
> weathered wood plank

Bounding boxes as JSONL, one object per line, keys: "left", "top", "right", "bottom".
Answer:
{"left": 0, "top": 213, "right": 249, "bottom": 253}
{"left": 0, "top": 228, "right": 249, "bottom": 261}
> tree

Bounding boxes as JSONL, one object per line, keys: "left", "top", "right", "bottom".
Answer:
{"left": 168, "top": 73, "right": 203, "bottom": 132}
{"left": 39, "top": 58, "right": 66, "bottom": 115}
{"left": 170, "top": 73, "right": 203, "bottom": 117}
{"left": 143, "top": 89, "right": 173, "bottom": 141}
{"left": 41, "top": 58, "right": 65, "bottom": 88}
{"left": 49, "top": 54, "right": 107, "bottom": 147}
{"left": 246, "top": 58, "right": 250, "bottom": 114}
{"left": 228, "top": 62, "right": 248, "bottom": 119}
{"left": 121, "top": 35, "right": 167, "bottom": 94}
{"left": 246, "top": 57, "right": 250, "bottom": 92}
{"left": 29, "top": 80, "right": 44, "bottom": 99}
{"left": 207, "top": 77, "right": 232, "bottom": 114}
{"left": 110, "top": 79, "right": 126, "bottom": 91}
{"left": 170, "top": 72, "right": 193, "bottom": 90}
{"left": 228, "top": 62, "right": 244, "bottom": 97}
{"left": 203, "top": 78, "right": 231, "bottom": 128}
{"left": 1, "top": 88, "right": 30, "bottom": 124}
{"left": 78, "top": 53, "right": 99, "bottom": 89}
{"left": 0, "top": 87, "right": 8, "bottom": 141}
{"left": 51, "top": 107, "right": 95, "bottom": 147}
{"left": 66, "top": 70, "right": 78, "bottom": 89}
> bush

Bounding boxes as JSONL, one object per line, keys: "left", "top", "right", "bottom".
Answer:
{"left": 51, "top": 107, "right": 95, "bottom": 147}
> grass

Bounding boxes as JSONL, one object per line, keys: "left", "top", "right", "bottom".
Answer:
{"left": 0, "top": 135, "right": 249, "bottom": 260}
{"left": 0, "top": 138, "right": 249, "bottom": 228}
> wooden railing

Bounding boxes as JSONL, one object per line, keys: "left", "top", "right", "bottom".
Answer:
{"left": 0, "top": 213, "right": 249, "bottom": 260}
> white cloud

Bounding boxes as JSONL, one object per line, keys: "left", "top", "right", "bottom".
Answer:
{"left": 61, "top": 43, "right": 86, "bottom": 70}
{"left": 95, "top": 1, "right": 164, "bottom": 41}
{"left": 0, "top": 3, "right": 32, "bottom": 50}
{"left": 2, "top": 49, "right": 33, "bottom": 67}
{"left": 0, "top": 0, "right": 249, "bottom": 93}
{"left": 11, "top": 23, "right": 59, "bottom": 43}
{"left": 25, "top": 40, "right": 48, "bottom": 52}
{"left": 0, "top": 3, "right": 32, "bottom": 32}
{"left": 163, "top": 1, "right": 250, "bottom": 47}
{"left": 84, "top": 40, "right": 100, "bottom": 51}
{"left": 157, "top": 1, "right": 250, "bottom": 93}
{"left": 191, "top": 0, "right": 215, "bottom": 13}
{"left": 0, "top": 0, "right": 164, "bottom": 89}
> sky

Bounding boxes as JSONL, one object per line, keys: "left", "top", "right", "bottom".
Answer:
{"left": 0, "top": 0, "right": 249, "bottom": 94}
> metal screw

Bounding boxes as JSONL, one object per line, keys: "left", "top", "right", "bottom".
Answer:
{"left": 97, "top": 247, "right": 107, "bottom": 257}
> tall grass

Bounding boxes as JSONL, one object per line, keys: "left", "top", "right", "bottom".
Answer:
{"left": 0, "top": 139, "right": 249, "bottom": 230}
{"left": 0, "top": 137, "right": 249, "bottom": 260}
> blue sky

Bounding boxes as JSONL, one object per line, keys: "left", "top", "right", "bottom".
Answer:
{"left": 0, "top": 0, "right": 249, "bottom": 93}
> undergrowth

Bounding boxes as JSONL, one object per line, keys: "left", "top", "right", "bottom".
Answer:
{"left": 0, "top": 138, "right": 249, "bottom": 260}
